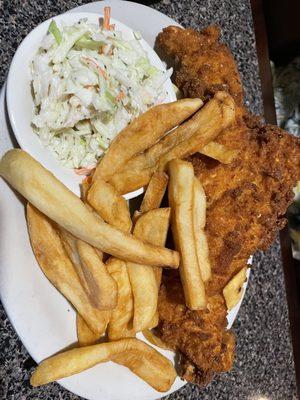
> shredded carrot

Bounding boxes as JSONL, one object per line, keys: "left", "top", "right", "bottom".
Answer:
{"left": 116, "top": 91, "right": 126, "bottom": 101}
{"left": 82, "top": 56, "right": 107, "bottom": 78}
{"left": 103, "top": 7, "right": 111, "bottom": 30}
{"left": 74, "top": 167, "right": 95, "bottom": 176}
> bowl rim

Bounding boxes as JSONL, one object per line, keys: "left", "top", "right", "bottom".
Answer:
{"left": 6, "top": 11, "right": 176, "bottom": 200}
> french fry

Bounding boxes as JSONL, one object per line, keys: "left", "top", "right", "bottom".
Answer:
{"left": 199, "top": 141, "right": 238, "bottom": 164}
{"left": 127, "top": 208, "right": 171, "bottom": 332}
{"left": 0, "top": 150, "right": 179, "bottom": 268}
{"left": 193, "top": 177, "right": 211, "bottom": 282}
{"left": 109, "top": 91, "right": 235, "bottom": 193}
{"left": 106, "top": 258, "right": 135, "bottom": 340}
{"left": 57, "top": 223, "right": 110, "bottom": 344}
{"left": 77, "top": 313, "right": 109, "bottom": 346}
{"left": 132, "top": 210, "right": 142, "bottom": 224}
{"left": 27, "top": 204, "right": 107, "bottom": 334}
{"left": 86, "top": 175, "right": 135, "bottom": 340}
{"left": 87, "top": 178, "right": 132, "bottom": 232}
{"left": 30, "top": 338, "right": 177, "bottom": 392}
{"left": 140, "top": 172, "right": 169, "bottom": 213}
{"left": 110, "top": 167, "right": 153, "bottom": 196}
{"left": 146, "top": 311, "right": 159, "bottom": 330}
{"left": 58, "top": 230, "right": 116, "bottom": 309}
{"left": 93, "top": 98, "right": 203, "bottom": 182}
{"left": 168, "top": 159, "right": 206, "bottom": 310}
{"left": 223, "top": 267, "right": 247, "bottom": 310}
{"left": 76, "top": 240, "right": 117, "bottom": 310}
{"left": 58, "top": 229, "right": 91, "bottom": 296}
{"left": 158, "top": 92, "right": 236, "bottom": 170}
{"left": 81, "top": 175, "right": 93, "bottom": 201}
{"left": 142, "top": 330, "right": 172, "bottom": 351}
{"left": 59, "top": 227, "right": 111, "bottom": 343}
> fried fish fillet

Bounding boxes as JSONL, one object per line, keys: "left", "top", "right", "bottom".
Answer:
{"left": 156, "top": 25, "right": 300, "bottom": 385}
{"left": 156, "top": 25, "right": 246, "bottom": 119}
{"left": 157, "top": 274, "right": 235, "bottom": 386}
{"left": 196, "top": 120, "right": 300, "bottom": 294}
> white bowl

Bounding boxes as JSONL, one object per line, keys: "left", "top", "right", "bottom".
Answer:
{"left": 6, "top": 12, "right": 176, "bottom": 199}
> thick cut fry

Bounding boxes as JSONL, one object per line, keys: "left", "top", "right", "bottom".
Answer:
{"left": 110, "top": 167, "right": 153, "bottom": 195}
{"left": 76, "top": 240, "right": 117, "bottom": 310}
{"left": 109, "top": 91, "right": 235, "bottom": 193}
{"left": 58, "top": 229, "right": 115, "bottom": 309}
{"left": 223, "top": 267, "right": 247, "bottom": 310}
{"left": 199, "top": 141, "right": 238, "bottom": 164}
{"left": 87, "top": 179, "right": 134, "bottom": 339}
{"left": 140, "top": 172, "right": 169, "bottom": 213}
{"left": 158, "top": 92, "right": 235, "bottom": 170}
{"left": 0, "top": 150, "right": 179, "bottom": 268}
{"left": 27, "top": 204, "right": 106, "bottom": 334}
{"left": 93, "top": 98, "right": 203, "bottom": 182}
{"left": 58, "top": 229, "right": 90, "bottom": 295}
{"left": 87, "top": 178, "right": 132, "bottom": 232}
{"left": 76, "top": 313, "right": 109, "bottom": 346}
{"left": 81, "top": 175, "right": 93, "bottom": 201}
{"left": 193, "top": 177, "right": 211, "bottom": 282}
{"left": 147, "top": 312, "right": 159, "bottom": 330}
{"left": 106, "top": 258, "right": 135, "bottom": 340}
{"left": 168, "top": 159, "right": 206, "bottom": 310}
{"left": 127, "top": 208, "right": 171, "bottom": 332}
{"left": 142, "top": 330, "right": 172, "bottom": 351}
{"left": 58, "top": 229, "right": 110, "bottom": 343}
{"left": 30, "top": 338, "right": 176, "bottom": 392}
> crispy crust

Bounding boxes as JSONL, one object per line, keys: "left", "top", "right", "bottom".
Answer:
{"left": 156, "top": 24, "right": 300, "bottom": 385}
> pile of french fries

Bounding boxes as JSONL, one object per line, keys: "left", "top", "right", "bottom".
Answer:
{"left": 0, "top": 91, "right": 247, "bottom": 392}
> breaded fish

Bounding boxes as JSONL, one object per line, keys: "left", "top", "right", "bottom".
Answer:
{"left": 156, "top": 24, "right": 300, "bottom": 385}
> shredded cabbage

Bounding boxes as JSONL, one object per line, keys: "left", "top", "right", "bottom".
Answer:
{"left": 31, "top": 18, "right": 172, "bottom": 169}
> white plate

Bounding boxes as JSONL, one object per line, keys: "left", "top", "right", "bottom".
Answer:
{"left": 0, "top": 2, "right": 250, "bottom": 400}
{"left": 6, "top": 9, "right": 176, "bottom": 200}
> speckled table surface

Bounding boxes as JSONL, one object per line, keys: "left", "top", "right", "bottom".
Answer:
{"left": 0, "top": 0, "right": 297, "bottom": 399}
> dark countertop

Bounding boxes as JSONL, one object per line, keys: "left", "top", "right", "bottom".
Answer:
{"left": 0, "top": 1, "right": 297, "bottom": 399}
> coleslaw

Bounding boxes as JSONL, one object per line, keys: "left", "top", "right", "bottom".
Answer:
{"left": 30, "top": 8, "right": 172, "bottom": 171}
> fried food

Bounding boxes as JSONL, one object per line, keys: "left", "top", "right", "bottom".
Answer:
{"left": 168, "top": 159, "right": 206, "bottom": 310}
{"left": 158, "top": 91, "right": 235, "bottom": 171}
{"left": 109, "top": 91, "right": 235, "bottom": 193}
{"left": 93, "top": 98, "right": 203, "bottom": 182}
{"left": 140, "top": 172, "right": 169, "bottom": 213}
{"left": 30, "top": 338, "right": 177, "bottom": 392}
{"left": 142, "top": 329, "right": 171, "bottom": 351}
{"left": 157, "top": 275, "right": 235, "bottom": 386}
{"left": 155, "top": 24, "right": 300, "bottom": 386}
{"left": 76, "top": 240, "right": 117, "bottom": 310}
{"left": 76, "top": 313, "right": 108, "bottom": 346}
{"left": 223, "top": 267, "right": 247, "bottom": 310}
{"left": 57, "top": 229, "right": 110, "bottom": 343}
{"left": 127, "top": 208, "right": 171, "bottom": 332}
{"left": 106, "top": 258, "right": 135, "bottom": 340}
{"left": 193, "top": 177, "right": 211, "bottom": 282}
{"left": 199, "top": 141, "right": 238, "bottom": 164}
{"left": 87, "top": 178, "right": 134, "bottom": 340}
{"left": 27, "top": 204, "right": 107, "bottom": 334}
{"left": 156, "top": 25, "right": 245, "bottom": 118}
{"left": 0, "top": 150, "right": 179, "bottom": 268}
{"left": 87, "top": 178, "right": 131, "bottom": 232}
{"left": 81, "top": 175, "right": 92, "bottom": 201}
{"left": 58, "top": 229, "right": 91, "bottom": 295}
{"left": 59, "top": 229, "right": 115, "bottom": 311}
{"left": 195, "top": 122, "right": 300, "bottom": 294}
